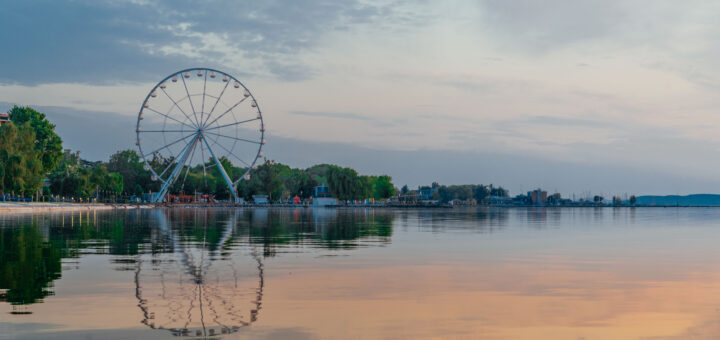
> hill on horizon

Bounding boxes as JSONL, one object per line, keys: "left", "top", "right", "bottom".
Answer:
{"left": 637, "top": 194, "right": 720, "bottom": 206}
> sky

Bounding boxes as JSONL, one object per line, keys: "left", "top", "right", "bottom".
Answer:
{"left": 2, "top": 0, "right": 720, "bottom": 197}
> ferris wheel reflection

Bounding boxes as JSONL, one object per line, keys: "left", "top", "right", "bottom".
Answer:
{"left": 134, "top": 209, "right": 264, "bottom": 338}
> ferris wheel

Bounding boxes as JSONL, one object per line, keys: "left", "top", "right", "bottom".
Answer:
{"left": 136, "top": 68, "right": 265, "bottom": 203}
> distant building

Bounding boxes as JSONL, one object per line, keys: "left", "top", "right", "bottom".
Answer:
{"left": 252, "top": 195, "right": 269, "bottom": 204}
{"left": 313, "top": 183, "right": 337, "bottom": 206}
{"left": 512, "top": 194, "right": 529, "bottom": 205}
{"left": 0, "top": 113, "right": 9, "bottom": 126}
{"left": 528, "top": 189, "right": 547, "bottom": 204}
{"left": 315, "top": 184, "right": 331, "bottom": 198}
{"left": 418, "top": 186, "right": 434, "bottom": 201}
{"left": 489, "top": 195, "right": 512, "bottom": 205}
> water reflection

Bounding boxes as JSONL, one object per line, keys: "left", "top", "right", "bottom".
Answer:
{"left": 0, "top": 223, "right": 61, "bottom": 312}
{"left": 10, "top": 208, "right": 720, "bottom": 338}
{"left": 134, "top": 210, "right": 264, "bottom": 337}
{"left": 412, "top": 207, "right": 510, "bottom": 233}
{"left": 0, "top": 208, "right": 395, "bottom": 327}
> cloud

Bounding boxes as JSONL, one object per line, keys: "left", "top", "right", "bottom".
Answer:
{"left": 0, "top": 0, "right": 408, "bottom": 85}
{"left": 290, "top": 110, "right": 371, "bottom": 121}
{"left": 479, "top": 0, "right": 625, "bottom": 52}
{"left": 518, "top": 116, "right": 620, "bottom": 129}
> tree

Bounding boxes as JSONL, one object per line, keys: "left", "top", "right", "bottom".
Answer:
{"left": 327, "top": 165, "right": 370, "bottom": 201}
{"left": 7, "top": 106, "right": 63, "bottom": 174}
{"left": 372, "top": 175, "right": 396, "bottom": 199}
{"left": 489, "top": 185, "right": 509, "bottom": 197}
{"left": 0, "top": 122, "right": 44, "bottom": 196}
{"left": 281, "top": 168, "right": 318, "bottom": 199}
{"left": 629, "top": 195, "right": 637, "bottom": 206}
{"left": 305, "top": 164, "right": 331, "bottom": 184}
{"left": 49, "top": 150, "right": 124, "bottom": 199}
{"left": 107, "top": 150, "right": 154, "bottom": 195}
{"left": 473, "top": 185, "right": 490, "bottom": 204}
{"left": 252, "top": 160, "right": 283, "bottom": 200}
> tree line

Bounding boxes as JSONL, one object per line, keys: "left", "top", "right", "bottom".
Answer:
{"left": 402, "top": 182, "right": 510, "bottom": 204}
{"left": 0, "top": 106, "right": 397, "bottom": 202}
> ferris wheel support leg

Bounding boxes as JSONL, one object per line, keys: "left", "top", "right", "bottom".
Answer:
{"left": 200, "top": 133, "right": 241, "bottom": 203}
{"left": 153, "top": 135, "right": 199, "bottom": 203}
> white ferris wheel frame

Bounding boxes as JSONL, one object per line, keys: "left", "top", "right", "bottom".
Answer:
{"left": 135, "top": 67, "right": 265, "bottom": 203}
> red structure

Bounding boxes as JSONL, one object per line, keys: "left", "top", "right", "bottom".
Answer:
{"left": 166, "top": 193, "right": 217, "bottom": 204}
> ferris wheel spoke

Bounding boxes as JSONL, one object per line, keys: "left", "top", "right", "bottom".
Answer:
{"left": 144, "top": 107, "right": 196, "bottom": 130}
{"left": 202, "top": 97, "right": 248, "bottom": 129}
{"left": 203, "top": 118, "right": 259, "bottom": 131}
{"left": 200, "top": 71, "right": 208, "bottom": 125}
{"left": 180, "top": 75, "right": 199, "bottom": 124}
{"left": 203, "top": 78, "right": 230, "bottom": 127}
{"left": 143, "top": 133, "right": 197, "bottom": 157}
{"left": 140, "top": 129, "right": 194, "bottom": 133}
{"left": 206, "top": 130, "right": 242, "bottom": 168}
{"left": 204, "top": 134, "right": 251, "bottom": 168}
{"left": 203, "top": 131, "right": 262, "bottom": 145}
{"left": 161, "top": 88, "right": 199, "bottom": 128}
{"left": 206, "top": 132, "right": 247, "bottom": 168}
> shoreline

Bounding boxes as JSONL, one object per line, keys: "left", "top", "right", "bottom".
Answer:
{"left": 2, "top": 203, "right": 719, "bottom": 214}
{"left": 0, "top": 203, "right": 152, "bottom": 214}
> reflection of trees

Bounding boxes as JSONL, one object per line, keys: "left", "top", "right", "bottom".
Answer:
{"left": 0, "top": 207, "right": 396, "bottom": 317}
{"left": 413, "top": 207, "right": 509, "bottom": 233}
{"left": 236, "top": 208, "right": 395, "bottom": 256}
{"left": 0, "top": 224, "right": 62, "bottom": 308}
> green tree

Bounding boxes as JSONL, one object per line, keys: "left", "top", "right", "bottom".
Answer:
{"left": 489, "top": 185, "right": 509, "bottom": 197}
{"left": 49, "top": 150, "right": 124, "bottom": 199}
{"left": 7, "top": 106, "right": 63, "bottom": 174}
{"left": 372, "top": 175, "right": 396, "bottom": 199}
{"left": 107, "top": 150, "right": 154, "bottom": 195}
{"left": 245, "top": 159, "right": 283, "bottom": 200}
{"left": 473, "top": 185, "right": 490, "bottom": 204}
{"left": 281, "top": 168, "right": 317, "bottom": 199}
{"left": 326, "top": 166, "right": 374, "bottom": 201}
{"left": 0, "top": 122, "right": 44, "bottom": 196}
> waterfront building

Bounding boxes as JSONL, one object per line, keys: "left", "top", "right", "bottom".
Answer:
{"left": 313, "top": 183, "right": 338, "bottom": 206}
{"left": 489, "top": 195, "right": 512, "bottom": 205}
{"left": 252, "top": 195, "right": 269, "bottom": 204}
{"left": 0, "top": 113, "right": 9, "bottom": 126}
{"left": 528, "top": 189, "right": 547, "bottom": 204}
{"left": 418, "top": 187, "right": 434, "bottom": 201}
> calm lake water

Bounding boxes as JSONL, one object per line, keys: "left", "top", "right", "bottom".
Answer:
{"left": 2, "top": 207, "right": 720, "bottom": 339}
